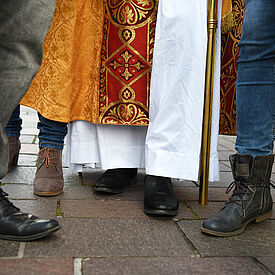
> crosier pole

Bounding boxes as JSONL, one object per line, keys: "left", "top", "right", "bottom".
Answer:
{"left": 199, "top": 0, "right": 218, "bottom": 205}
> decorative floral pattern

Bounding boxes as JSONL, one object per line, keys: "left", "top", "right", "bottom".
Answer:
{"left": 108, "top": 0, "right": 155, "bottom": 26}
{"left": 99, "top": 0, "right": 158, "bottom": 125}
{"left": 220, "top": 0, "right": 245, "bottom": 135}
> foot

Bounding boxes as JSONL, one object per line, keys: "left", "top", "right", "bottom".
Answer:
{"left": 94, "top": 168, "right": 137, "bottom": 194}
{"left": 144, "top": 175, "right": 179, "bottom": 216}
{"left": 0, "top": 187, "right": 60, "bottom": 241}
{"left": 34, "top": 148, "right": 64, "bottom": 196}
{"left": 8, "top": 136, "right": 21, "bottom": 172}
{"left": 201, "top": 154, "right": 274, "bottom": 237}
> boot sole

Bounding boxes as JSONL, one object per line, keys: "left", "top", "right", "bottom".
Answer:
{"left": 201, "top": 210, "right": 272, "bottom": 237}
{"left": 144, "top": 208, "right": 178, "bottom": 217}
{"left": 34, "top": 190, "right": 63, "bottom": 197}
{"left": 0, "top": 225, "right": 61, "bottom": 241}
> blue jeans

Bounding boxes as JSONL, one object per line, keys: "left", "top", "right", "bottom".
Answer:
{"left": 235, "top": 0, "right": 275, "bottom": 156}
{"left": 5, "top": 107, "right": 67, "bottom": 150}
{"left": 37, "top": 113, "right": 67, "bottom": 150}
{"left": 4, "top": 106, "right": 22, "bottom": 138}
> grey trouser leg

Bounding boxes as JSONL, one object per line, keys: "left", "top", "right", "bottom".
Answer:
{"left": 0, "top": 0, "right": 56, "bottom": 178}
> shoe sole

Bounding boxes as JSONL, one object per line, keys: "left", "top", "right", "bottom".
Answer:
{"left": 144, "top": 208, "right": 178, "bottom": 217}
{"left": 94, "top": 178, "right": 137, "bottom": 194}
{"left": 34, "top": 190, "right": 63, "bottom": 197}
{"left": 201, "top": 210, "right": 272, "bottom": 237}
{"left": 0, "top": 225, "right": 61, "bottom": 241}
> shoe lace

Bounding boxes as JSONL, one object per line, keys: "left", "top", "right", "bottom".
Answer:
{"left": 224, "top": 180, "right": 253, "bottom": 211}
{"left": 40, "top": 148, "right": 57, "bottom": 168}
{"left": 0, "top": 187, "right": 20, "bottom": 211}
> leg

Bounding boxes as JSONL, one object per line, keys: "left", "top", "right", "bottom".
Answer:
{"left": 0, "top": 0, "right": 60, "bottom": 241}
{"left": 5, "top": 106, "right": 22, "bottom": 171}
{"left": 94, "top": 125, "right": 145, "bottom": 194}
{"left": 34, "top": 113, "right": 68, "bottom": 196}
{"left": 0, "top": 0, "right": 56, "bottom": 178}
{"left": 202, "top": 0, "right": 275, "bottom": 236}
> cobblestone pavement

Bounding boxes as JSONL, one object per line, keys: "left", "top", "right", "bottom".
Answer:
{"left": 0, "top": 106, "right": 274, "bottom": 275}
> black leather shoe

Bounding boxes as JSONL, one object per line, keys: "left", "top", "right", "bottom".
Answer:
{"left": 0, "top": 187, "right": 60, "bottom": 241}
{"left": 144, "top": 175, "right": 179, "bottom": 216}
{"left": 202, "top": 154, "right": 274, "bottom": 237}
{"left": 94, "top": 168, "right": 137, "bottom": 194}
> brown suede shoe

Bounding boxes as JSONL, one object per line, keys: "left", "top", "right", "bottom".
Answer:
{"left": 8, "top": 136, "right": 21, "bottom": 172}
{"left": 33, "top": 148, "right": 64, "bottom": 196}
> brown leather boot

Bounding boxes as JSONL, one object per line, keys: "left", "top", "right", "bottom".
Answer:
{"left": 8, "top": 136, "right": 21, "bottom": 172}
{"left": 33, "top": 148, "right": 64, "bottom": 196}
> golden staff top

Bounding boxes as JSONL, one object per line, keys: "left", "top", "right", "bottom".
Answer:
{"left": 199, "top": 0, "right": 218, "bottom": 205}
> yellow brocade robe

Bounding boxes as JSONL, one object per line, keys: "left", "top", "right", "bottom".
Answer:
{"left": 21, "top": 0, "right": 104, "bottom": 123}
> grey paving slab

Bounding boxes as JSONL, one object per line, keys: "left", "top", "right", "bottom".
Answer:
{"left": 172, "top": 179, "right": 198, "bottom": 187}
{"left": 0, "top": 241, "right": 19, "bottom": 257}
{"left": 177, "top": 220, "right": 275, "bottom": 257}
{"left": 20, "top": 135, "right": 36, "bottom": 144}
{"left": 175, "top": 187, "right": 232, "bottom": 202}
{"left": 21, "top": 128, "right": 39, "bottom": 135}
{"left": 1, "top": 167, "right": 36, "bottom": 184}
{"left": 82, "top": 256, "right": 265, "bottom": 275}
{"left": 219, "top": 151, "right": 234, "bottom": 161}
{"left": 24, "top": 218, "right": 194, "bottom": 257}
{"left": 0, "top": 257, "right": 73, "bottom": 275}
{"left": 60, "top": 200, "right": 194, "bottom": 219}
{"left": 94, "top": 184, "right": 144, "bottom": 201}
{"left": 18, "top": 154, "right": 37, "bottom": 167}
{"left": 1, "top": 167, "right": 81, "bottom": 185}
{"left": 11, "top": 199, "right": 57, "bottom": 219}
{"left": 219, "top": 162, "right": 232, "bottom": 172}
{"left": 186, "top": 201, "right": 226, "bottom": 219}
{"left": 257, "top": 257, "right": 275, "bottom": 274}
{"left": 20, "top": 144, "right": 39, "bottom": 155}
{"left": 212, "top": 171, "right": 234, "bottom": 187}
{"left": 1, "top": 183, "right": 94, "bottom": 201}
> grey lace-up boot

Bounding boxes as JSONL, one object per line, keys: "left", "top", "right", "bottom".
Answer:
{"left": 202, "top": 154, "right": 274, "bottom": 237}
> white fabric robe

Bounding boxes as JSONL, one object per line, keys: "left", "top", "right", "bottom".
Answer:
{"left": 65, "top": 0, "right": 222, "bottom": 181}
{"left": 146, "top": 0, "right": 222, "bottom": 181}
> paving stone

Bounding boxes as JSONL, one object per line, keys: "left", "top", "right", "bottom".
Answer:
{"left": 18, "top": 154, "right": 37, "bottom": 167}
{"left": 172, "top": 179, "right": 198, "bottom": 187}
{"left": 20, "top": 135, "right": 36, "bottom": 144}
{"left": 20, "top": 144, "right": 39, "bottom": 155}
{"left": 60, "top": 200, "right": 194, "bottom": 219}
{"left": 0, "top": 257, "right": 73, "bottom": 275}
{"left": 175, "top": 187, "right": 232, "bottom": 202}
{"left": 1, "top": 167, "right": 80, "bottom": 185}
{"left": 24, "top": 218, "right": 194, "bottom": 257}
{"left": 2, "top": 183, "right": 93, "bottom": 202}
{"left": 21, "top": 128, "right": 39, "bottom": 135}
{"left": 212, "top": 171, "right": 234, "bottom": 188}
{"left": 94, "top": 184, "right": 144, "bottom": 201}
{"left": 11, "top": 199, "right": 57, "bottom": 219}
{"left": 0, "top": 241, "right": 19, "bottom": 257}
{"left": 257, "top": 257, "right": 275, "bottom": 273}
{"left": 1, "top": 167, "right": 36, "bottom": 184}
{"left": 82, "top": 256, "right": 265, "bottom": 275}
{"left": 219, "top": 162, "right": 232, "bottom": 172}
{"left": 177, "top": 220, "right": 275, "bottom": 257}
{"left": 186, "top": 201, "right": 226, "bottom": 219}
{"left": 219, "top": 151, "right": 234, "bottom": 161}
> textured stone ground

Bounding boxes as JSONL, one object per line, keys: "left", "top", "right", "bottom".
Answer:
{"left": 0, "top": 106, "right": 274, "bottom": 275}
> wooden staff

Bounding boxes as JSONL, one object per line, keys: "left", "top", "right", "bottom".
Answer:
{"left": 199, "top": 0, "right": 218, "bottom": 205}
